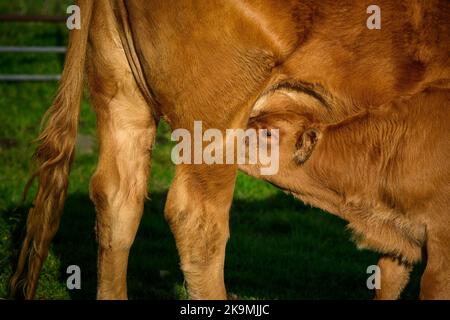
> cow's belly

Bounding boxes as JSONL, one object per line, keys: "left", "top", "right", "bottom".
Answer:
{"left": 122, "top": 0, "right": 304, "bottom": 129}
{"left": 112, "top": 0, "right": 450, "bottom": 128}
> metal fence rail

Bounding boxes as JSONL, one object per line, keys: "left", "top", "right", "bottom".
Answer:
{"left": 0, "top": 74, "right": 61, "bottom": 82}
{"left": 0, "top": 15, "right": 66, "bottom": 23}
{"left": 0, "top": 46, "right": 66, "bottom": 53}
{"left": 0, "top": 15, "right": 66, "bottom": 82}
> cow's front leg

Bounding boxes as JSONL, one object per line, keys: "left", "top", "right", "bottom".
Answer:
{"left": 165, "top": 164, "right": 236, "bottom": 299}
{"left": 374, "top": 255, "right": 412, "bottom": 300}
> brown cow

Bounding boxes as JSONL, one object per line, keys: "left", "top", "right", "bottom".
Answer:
{"left": 239, "top": 86, "right": 450, "bottom": 299}
{"left": 10, "top": 0, "right": 450, "bottom": 299}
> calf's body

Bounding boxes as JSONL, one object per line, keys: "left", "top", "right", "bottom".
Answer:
{"left": 241, "top": 88, "right": 450, "bottom": 299}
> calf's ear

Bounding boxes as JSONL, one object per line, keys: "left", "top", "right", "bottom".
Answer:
{"left": 294, "top": 128, "right": 321, "bottom": 164}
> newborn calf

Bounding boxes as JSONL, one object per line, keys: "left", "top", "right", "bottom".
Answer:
{"left": 240, "top": 87, "right": 450, "bottom": 299}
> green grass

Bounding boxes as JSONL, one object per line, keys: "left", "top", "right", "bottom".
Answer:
{"left": 0, "top": 0, "right": 424, "bottom": 300}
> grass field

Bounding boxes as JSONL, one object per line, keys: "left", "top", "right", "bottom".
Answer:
{"left": 0, "top": 1, "right": 424, "bottom": 299}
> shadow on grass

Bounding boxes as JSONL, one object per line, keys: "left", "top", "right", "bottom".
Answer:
{"left": 4, "top": 190, "right": 424, "bottom": 299}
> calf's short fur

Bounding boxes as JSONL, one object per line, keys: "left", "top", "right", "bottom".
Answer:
{"left": 240, "top": 87, "right": 450, "bottom": 299}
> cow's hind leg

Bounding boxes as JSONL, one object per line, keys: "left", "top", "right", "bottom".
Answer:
{"left": 87, "top": 52, "right": 157, "bottom": 299}
{"left": 165, "top": 164, "right": 236, "bottom": 299}
{"left": 89, "top": 85, "right": 156, "bottom": 299}
{"left": 86, "top": 1, "right": 159, "bottom": 299}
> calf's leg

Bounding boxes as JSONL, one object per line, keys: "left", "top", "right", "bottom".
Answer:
{"left": 420, "top": 230, "right": 450, "bottom": 299}
{"left": 375, "top": 255, "right": 412, "bottom": 300}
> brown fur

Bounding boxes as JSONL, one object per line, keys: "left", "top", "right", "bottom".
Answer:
{"left": 10, "top": 0, "right": 450, "bottom": 299}
{"left": 240, "top": 87, "right": 450, "bottom": 299}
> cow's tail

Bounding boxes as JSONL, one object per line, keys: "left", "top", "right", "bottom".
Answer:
{"left": 9, "top": 0, "right": 94, "bottom": 299}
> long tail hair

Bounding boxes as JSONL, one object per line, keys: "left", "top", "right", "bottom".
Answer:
{"left": 9, "top": 0, "right": 94, "bottom": 299}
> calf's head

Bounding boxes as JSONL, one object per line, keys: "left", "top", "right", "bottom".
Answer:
{"left": 240, "top": 103, "right": 322, "bottom": 192}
